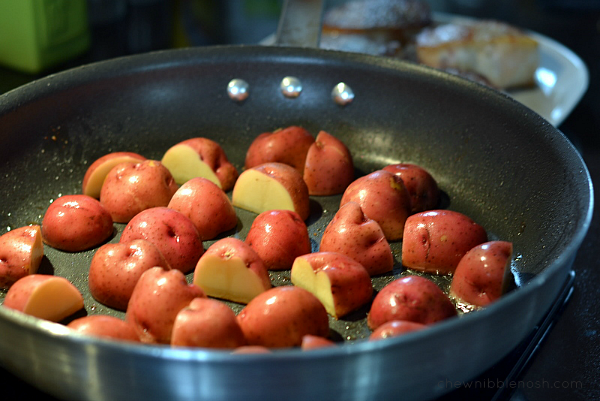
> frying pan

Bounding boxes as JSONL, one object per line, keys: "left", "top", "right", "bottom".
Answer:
{"left": 0, "top": 1, "right": 593, "bottom": 400}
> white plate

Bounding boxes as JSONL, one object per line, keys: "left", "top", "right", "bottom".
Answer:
{"left": 435, "top": 13, "right": 589, "bottom": 127}
{"left": 263, "top": 13, "right": 588, "bottom": 127}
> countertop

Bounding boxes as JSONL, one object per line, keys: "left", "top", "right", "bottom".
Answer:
{"left": 0, "top": 1, "right": 599, "bottom": 400}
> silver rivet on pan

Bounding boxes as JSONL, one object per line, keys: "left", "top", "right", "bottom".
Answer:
{"left": 331, "top": 82, "right": 354, "bottom": 106}
{"left": 280, "top": 76, "right": 302, "bottom": 98}
{"left": 227, "top": 79, "right": 249, "bottom": 102}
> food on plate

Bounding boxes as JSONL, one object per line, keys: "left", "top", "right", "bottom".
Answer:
{"left": 82, "top": 152, "right": 147, "bottom": 198}
{"left": 193, "top": 237, "right": 271, "bottom": 304}
{"left": 67, "top": 315, "right": 141, "bottom": 342}
{"left": 244, "top": 126, "right": 315, "bottom": 174}
{"left": 367, "top": 275, "right": 456, "bottom": 330}
{"left": 369, "top": 320, "right": 427, "bottom": 341}
{"left": 415, "top": 20, "right": 539, "bottom": 89}
{"left": 321, "top": 0, "right": 432, "bottom": 56}
{"left": 88, "top": 239, "right": 170, "bottom": 311}
{"left": 100, "top": 160, "right": 179, "bottom": 223}
{"left": 301, "top": 334, "right": 338, "bottom": 350}
{"left": 319, "top": 201, "right": 394, "bottom": 276}
{"left": 3, "top": 274, "right": 84, "bottom": 322}
{"left": 120, "top": 207, "right": 203, "bottom": 274}
{"left": 340, "top": 170, "right": 411, "bottom": 241}
{"left": 167, "top": 177, "right": 238, "bottom": 241}
{"left": 161, "top": 137, "right": 239, "bottom": 191}
{"left": 303, "top": 130, "right": 354, "bottom": 196}
{"left": 231, "top": 162, "right": 310, "bottom": 221}
{"left": 402, "top": 209, "right": 488, "bottom": 275}
{"left": 171, "top": 297, "right": 247, "bottom": 348}
{"left": 0, "top": 225, "right": 44, "bottom": 289}
{"left": 237, "top": 286, "right": 329, "bottom": 348}
{"left": 449, "top": 241, "right": 513, "bottom": 307}
{"left": 382, "top": 163, "right": 440, "bottom": 213}
{"left": 41, "top": 194, "right": 114, "bottom": 252}
{"left": 245, "top": 210, "right": 311, "bottom": 271}
{"left": 125, "top": 267, "right": 205, "bottom": 344}
{"left": 291, "top": 252, "right": 373, "bottom": 319}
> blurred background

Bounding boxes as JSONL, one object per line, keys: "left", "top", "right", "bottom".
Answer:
{"left": 1, "top": 1, "right": 599, "bottom": 400}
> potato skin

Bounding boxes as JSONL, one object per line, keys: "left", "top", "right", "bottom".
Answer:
{"left": 449, "top": 241, "right": 513, "bottom": 307}
{"left": 244, "top": 126, "right": 315, "bottom": 173}
{"left": 0, "top": 225, "right": 43, "bottom": 289}
{"left": 369, "top": 320, "right": 427, "bottom": 341}
{"left": 237, "top": 286, "right": 329, "bottom": 348}
{"left": 67, "top": 315, "right": 141, "bottom": 342}
{"left": 367, "top": 275, "right": 456, "bottom": 330}
{"left": 245, "top": 210, "right": 311, "bottom": 271}
{"left": 402, "top": 210, "right": 488, "bottom": 275}
{"left": 382, "top": 163, "right": 440, "bottom": 213}
{"left": 42, "top": 194, "right": 114, "bottom": 252}
{"left": 82, "top": 151, "right": 146, "bottom": 198}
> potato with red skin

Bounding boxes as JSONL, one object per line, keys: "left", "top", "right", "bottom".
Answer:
{"left": 402, "top": 210, "right": 488, "bottom": 275}
{"left": 120, "top": 207, "right": 203, "bottom": 274}
{"left": 42, "top": 194, "right": 114, "bottom": 252}
{"left": 100, "top": 160, "right": 179, "bottom": 223}
{"left": 67, "top": 315, "right": 141, "bottom": 342}
{"left": 450, "top": 241, "right": 513, "bottom": 307}
{"left": 369, "top": 320, "right": 427, "bottom": 341}
{"left": 3, "top": 275, "right": 84, "bottom": 322}
{"left": 168, "top": 177, "right": 238, "bottom": 241}
{"left": 232, "top": 162, "right": 310, "bottom": 221}
{"left": 171, "top": 297, "right": 246, "bottom": 349}
{"left": 161, "top": 137, "right": 238, "bottom": 191}
{"left": 193, "top": 237, "right": 271, "bottom": 304}
{"left": 0, "top": 225, "right": 44, "bottom": 289}
{"left": 237, "top": 286, "right": 329, "bottom": 348}
{"left": 232, "top": 346, "right": 271, "bottom": 354}
{"left": 303, "top": 131, "right": 354, "bottom": 196}
{"left": 88, "top": 239, "right": 170, "bottom": 311}
{"left": 382, "top": 163, "right": 440, "bottom": 213}
{"left": 125, "top": 267, "right": 205, "bottom": 344}
{"left": 244, "top": 126, "right": 315, "bottom": 174}
{"left": 367, "top": 275, "right": 457, "bottom": 330}
{"left": 319, "top": 201, "right": 393, "bottom": 276}
{"left": 340, "top": 170, "right": 411, "bottom": 241}
{"left": 82, "top": 152, "right": 146, "bottom": 198}
{"left": 301, "top": 334, "right": 337, "bottom": 350}
{"left": 245, "top": 210, "right": 311, "bottom": 271}
{"left": 291, "top": 252, "right": 373, "bottom": 319}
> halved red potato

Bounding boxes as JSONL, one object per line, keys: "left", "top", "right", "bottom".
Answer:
{"left": 369, "top": 320, "right": 427, "bottom": 341}
{"left": 382, "top": 163, "right": 440, "bottom": 213}
{"left": 82, "top": 152, "right": 146, "bottom": 198}
{"left": 67, "top": 315, "right": 141, "bottom": 342}
{"left": 301, "top": 334, "right": 337, "bottom": 351}
{"left": 0, "top": 225, "right": 44, "bottom": 289}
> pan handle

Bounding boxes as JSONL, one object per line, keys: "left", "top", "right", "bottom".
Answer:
{"left": 275, "top": 0, "right": 324, "bottom": 48}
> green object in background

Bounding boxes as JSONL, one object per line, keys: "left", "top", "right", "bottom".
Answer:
{"left": 0, "top": 0, "right": 90, "bottom": 74}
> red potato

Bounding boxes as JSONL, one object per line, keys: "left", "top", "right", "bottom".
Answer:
{"left": 125, "top": 267, "right": 205, "bottom": 344}
{"left": 99, "top": 160, "right": 179, "bottom": 223}
{"left": 369, "top": 320, "right": 427, "bottom": 341}
{"left": 301, "top": 334, "right": 337, "bottom": 350}
{"left": 171, "top": 297, "right": 246, "bottom": 349}
{"left": 0, "top": 225, "right": 44, "bottom": 289}
{"left": 120, "top": 207, "right": 203, "bottom": 274}
{"left": 245, "top": 210, "right": 311, "bottom": 271}
{"left": 161, "top": 137, "right": 239, "bottom": 191}
{"left": 244, "top": 126, "right": 315, "bottom": 174}
{"left": 88, "top": 239, "right": 170, "bottom": 310}
{"left": 382, "top": 163, "right": 440, "bottom": 213}
{"left": 232, "top": 162, "right": 310, "bottom": 221}
{"left": 193, "top": 238, "right": 271, "bottom": 304}
{"left": 303, "top": 130, "right": 354, "bottom": 196}
{"left": 67, "top": 315, "right": 141, "bottom": 342}
{"left": 340, "top": 170, "right": 411, "bottom": 241}
{"left": 231, "top": 346, "right": 272, "bottom": 354}
{"left": 402, "top": 210, "right": 488, "bottom": 275}
{"left": 42, "top": 194, "right": 114, "bottom": 252}
{"left": 367, "top": 275, "right": 457, "bottom": 330}
{"left": 82, "top": 152, "right": 146, "bottom": 198}
{"left": 237, "top": 286, "right": 330, "bottom": 348}
{"left": 291, "top": 252, "right": 373, "bottom": 319}
{"left": 319, "top": 201, "right": 394, "bottom": 276}
{"left": 167, "top": 177, "right": 238, "bottom": 241}
{"left": 449, "top": 241, "right": 514, "bottom": 307}
{"left": 3, "top": 274, "right": 84, "bottom": 322}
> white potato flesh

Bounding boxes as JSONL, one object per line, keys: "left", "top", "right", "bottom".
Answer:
{"left": 161, "top": 144, "right": 221, "bottom": 187}
{"left": 231, "top": 169, "right": 295, "bottom": 215}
